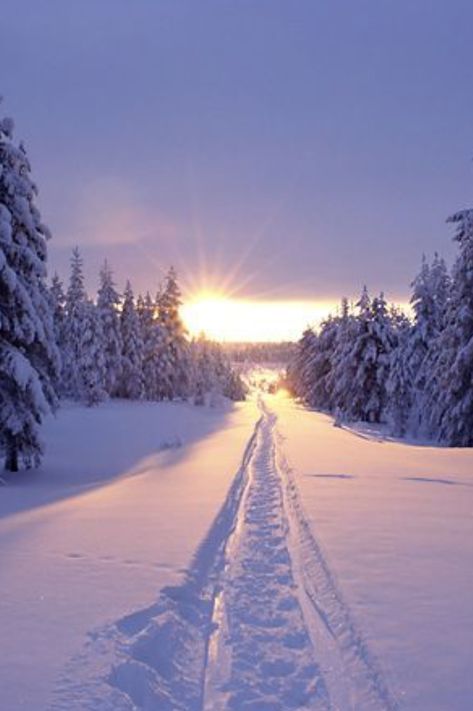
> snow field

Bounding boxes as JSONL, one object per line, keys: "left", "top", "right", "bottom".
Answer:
{"left": 0, "top": 398, "right": 259, "bottom": 710}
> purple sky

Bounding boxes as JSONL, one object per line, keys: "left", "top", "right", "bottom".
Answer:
{"left": 2, "top": 1, "right": 473, "bottom": 301}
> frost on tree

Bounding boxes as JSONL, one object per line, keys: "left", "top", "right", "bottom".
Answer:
{"left": 387, "top": 254, "right": 449, "bottom": 436}
{"left": 62, "top": 248, "right": 106, "bottom": 406}
{"left": 97, "top": 261, "right": 122, "bottom": 397}
{"left": 118, "top": 281, "right": 144, "bottom": 400}
{"left": 139, "top": 291, "right": 165, "bottom": 400}
{"left": 190, "top": 335, "right": 246, "bottom": 405}
{"left": 156, "top": 267, "right": 190, "bottom": 400}
{"left": 49, "top": 272, "right": 66, "bottom": 391}
{"left": 288, "top": 290, "right": 397, "bottom": 425}
{"left": 0, "top": 110, "right": 59, "bottom": 471}
{"left": 428, "top": 210, "right": 473, "bottom": 445}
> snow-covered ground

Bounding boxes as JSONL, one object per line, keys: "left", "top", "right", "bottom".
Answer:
{"left": 273, "top": 394, "right": 473, "bottom": 711}
{"left": 0, "top": 398, "right": 258, "bottom": 710}
{"left": 1, "top": 391, "right": 472, "bottom": 710}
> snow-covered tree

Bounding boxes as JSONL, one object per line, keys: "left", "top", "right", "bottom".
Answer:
{"left": 96, "top": 261, "right": 122, "bottom": 396}
{"left": 156, "top": 267, "right": 189, "bottom": 399}
{"left": 50, "top": 273, "right": 66, "bottom": 344}
{"left": 80, "top": 300, "right": 107, "bottom": 406}
{"left": 0, "top": 110, "right": 59, "bottom": 470}
{"left": 303, "top": 318, "right": 338, "bottom": 410}
{"left": 118, "top": 281, "right": 144, "bottom": 400}
{"left": 287, "top": 327, "right": 314, "bottom": 398}
{"left": 327, "top": 299, "right": 358, "bottom": 416}
{"left": 290, "top": 288, "right": 398, "bottom": 424}
{"left": 62, "top": 248, "right": 106, "bottom": 405}
{"left": 426, "top": 210, "right": 473, "bottom": 445}
{"left": 385, "top": 317, "right": 412, "bottom": 436}
{"left": 138, "top": 292, "right": 161, "bottom": 400}
{"left": 61, "top": 248, "right": 86, "bottom": 398}
{"left": 189, "top": 335, "right": 246, "bottom": 404}
{"left": 48, "top": 273, "right": 66, "bottom": 391}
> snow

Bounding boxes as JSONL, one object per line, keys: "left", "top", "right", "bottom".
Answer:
{"left": 0, "top": 397, "right": 258, "bottom": 710}
{"left": 1, "top": 388, "right": 472, "bottom": 710}
{"left": 272, "top": 393, "right": 473, "bottom": 710}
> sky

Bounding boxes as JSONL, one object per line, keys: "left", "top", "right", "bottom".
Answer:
{"left": 2, "top": 0, "right": 473, "bottom": 308}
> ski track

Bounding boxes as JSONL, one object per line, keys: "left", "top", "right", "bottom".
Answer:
{"left": 55, "top": 397, "right": 398, "bottom": 710}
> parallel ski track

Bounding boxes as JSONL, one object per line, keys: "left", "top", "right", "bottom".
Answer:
{"left": 63, "top": 397, "right": 398, "bottom": 710}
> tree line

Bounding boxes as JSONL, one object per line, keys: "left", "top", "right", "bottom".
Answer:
{"left": 51, "top": 251, "right": 244, "bottom": 408}
{"left": 0, "top": 106, "right": 244, "bottom": 472}
{"left": 288, "top": 221, "right": 473, "bottom": 446}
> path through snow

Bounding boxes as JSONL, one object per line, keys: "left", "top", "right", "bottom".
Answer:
{"left": 57, "top": 397, "right": 397, "bottom": 710}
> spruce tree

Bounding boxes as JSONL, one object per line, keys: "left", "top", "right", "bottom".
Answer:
{"left": 97, "top": 260, "right": 122, "bottom": 396}
{"left": 119, "top": 281, "right": 144, "bottom": 400}
{"left": 157, "top": 267, "right": 189, "bottom": 399}
{"left": 0, "top": 109, "right": 59, "bottom": 470}
{"left": 62, "top": 248, "right": 106, "bottom": 405}
{"left": 428, "top": 210, "right": 473, "bottom": 444}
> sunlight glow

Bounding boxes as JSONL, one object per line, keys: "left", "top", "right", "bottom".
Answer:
{"left": 181, "top": 294, "right": 338, "bottom": 343}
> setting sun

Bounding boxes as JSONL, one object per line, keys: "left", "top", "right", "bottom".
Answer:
{"left": 181, "top": 294, "right": 337, "bottom": 342}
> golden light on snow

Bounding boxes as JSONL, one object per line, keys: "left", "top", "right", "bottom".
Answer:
{"left": 181, "top": 293, "right": 338, "bottom": 342}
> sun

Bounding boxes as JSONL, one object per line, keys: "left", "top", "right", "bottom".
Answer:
{"left": 180, "top": 292, "right": 337, "bottom": 343}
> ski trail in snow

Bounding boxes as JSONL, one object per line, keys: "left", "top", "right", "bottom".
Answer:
{"left": 202, "top": 397, "right": 398, "bottom": 711}
{"left": 56, "top": 397, "right": 398, "bottom": 710}
{"left": 273, "top": 415, "right": 399, "bottom": 711}
{"left": 202, "top": 402, "right": 329, "bottom": 710}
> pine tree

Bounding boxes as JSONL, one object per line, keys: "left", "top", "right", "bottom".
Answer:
{"left": 157, "top": 267, "right": 190, "bottom": 400}
{"left": 0, "top": 109, "right": 59, "bottom": 470}
{"left": 49, "top": 273, "right": 66, "bottom": 391}
{"left": 139, "top": 292, "right": 161, "bottom": 400}
{"left": 97, "top": 261, "right": 122, "bottom": 396}
{"left": 119, "top": 281, "right": 144, "bottom": 399}
{"left": 385, "top": 317, "right": 412, "bottom": 436}
{"left": 62, "top": 248, "right": 106, "bottom": 405}
{"left": 428, "top": 210, "right": 473, "bottom": 445}
{"left": 80, "top": 300, "right": 107, "bottom": 406}
{"left": 327, "top": 299, "right": 358, "bottom": 416}
{"left": 398, "top": 254, "right": 450, "bottom": 434}
{"left": 50, "top": 273, "right": 66, "bottom": 343}
{"left": 287, "top": 327, "right": 318, "bottom": 400}
{"left": 62, "top": 248, "right": 87, "bottom": 398}
{"left": 189, "top": 335, "right": 246, "bottom": 404}
{"left": 334, "top": 289, "right": 395, "bottom": 423}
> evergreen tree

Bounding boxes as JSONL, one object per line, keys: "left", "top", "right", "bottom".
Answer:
{"left": 157, "top": 267, "right": 189, "bottom": 399}
{"left": 427, "top": 210, "right": 473, "bottom": 445}
{"left": 62, "top": 248, "right": 87, "bottom": 398}
{"left": 190, "top": 335, "right": 246, "bottom": 404}
{"left": 385, "top": 317, "right": 412, "bottom": 436}
{"left": 97, "top": 260, "right": 122, "bottom": 396}
{"left": 303, "top": 318, "right": 338, "bottom": 410}
{"left": 399, "top": 254, "right": 450, "bottom": 434}
{"left": 330, "top": 289, "right": 395, "bottom": 423}
{"left": 80, "top": 300, "right": 107, "bottom": 406}
{"left": 50, "top": 273, "right": 66, "bottom": 345}
{"left": 0, "top": 110, "right": 59, "bottom": 470}
{"left": 327, "top": 299, "right": 358, "bottom": 416}
{"left": 287, "top": 327, "right": 318, "bottom": 400}
{"left": 49, "top": 273, "right": 66, "bottom": 391}
{"left": 118, "top": 281, "right": 144, "bottom": 399}
{"left": 139, "top": 292, "right": 162, "bottom": 400}
{"left": 62, "top": 248, "right": 106, "bottom": 405}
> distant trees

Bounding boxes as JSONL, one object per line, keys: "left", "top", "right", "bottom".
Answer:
{"left": 288, "top": 289, "right": 400, "bottom": 424}
{"left": 50, "top": 252, "right": 246, "bottom": 411}
{"left": 97, "top": 261, "right": 122, "bottom": 397}
{"left": 0, "top": 109, "right": 59, "bottom": 470}
{"left": 288, "top": 220, "right": 473, "bottom": 446}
